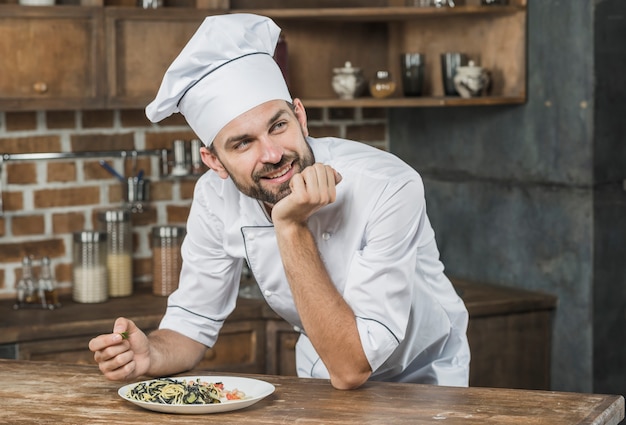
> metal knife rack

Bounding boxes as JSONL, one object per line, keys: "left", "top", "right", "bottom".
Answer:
{"left": 0, "top": 149, "right": 167, "bottom": 216}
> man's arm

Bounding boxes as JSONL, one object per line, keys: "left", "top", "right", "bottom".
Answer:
{"left": 271, "top": 163, "right": 371, "bottom": 390}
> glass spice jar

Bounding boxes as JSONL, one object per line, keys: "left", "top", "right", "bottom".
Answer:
{"left": 152, "top": 226, "right": 186, "bottom": 296}
{"left": 98, "top": 209, "right": 133, "bottom": 297}
{"left": 369, "top": 70, "right": 397, "bottom": 99}
{"left": 73, "top": 231, "right": 108, "bottom": 303}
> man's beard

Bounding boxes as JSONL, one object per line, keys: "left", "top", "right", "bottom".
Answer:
{"left": 224, "top": 142, "right": 315, "bottom": 206}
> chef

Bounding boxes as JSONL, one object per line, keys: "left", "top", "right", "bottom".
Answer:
{"left": 89, "top": 13, "right": 470, "bottom": 390}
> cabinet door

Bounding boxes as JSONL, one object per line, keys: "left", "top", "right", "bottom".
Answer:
{"left": 0, "top": 6, "right": 104, "bottom": 111}
{"left": 265, "top": 320, "right": 298, "bottom": 376}
{"left": 196, "top": 320, "right": 266, "bottom": 374}
{"left": 105, "top": 9, "right": 211, "bottom": 109}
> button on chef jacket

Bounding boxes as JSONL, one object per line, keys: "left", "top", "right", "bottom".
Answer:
{"left": 160, "top": 136, "right": 470, "bottom": 386}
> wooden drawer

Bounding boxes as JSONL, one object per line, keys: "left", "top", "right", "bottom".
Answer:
{"left": 13, "top": 319, "right": 266, "bottom": 374}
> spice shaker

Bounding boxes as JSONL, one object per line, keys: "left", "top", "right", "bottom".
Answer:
{"left": 369, "top": 70, "right": 396, "bottom": 98}
{"left": 38, "top": 256, "right": 60, "bottom": 309}
{"left": 152, "top": 225, "right": 186, "bottom": 296}
{"left": 14, "top": 256, "right": 37, "bottom": 309}
{"left": 73, "top": 231, "right": 108, "bottom": 303}
{"left": 98, "top": 209, "right": 133, "bottom": 297}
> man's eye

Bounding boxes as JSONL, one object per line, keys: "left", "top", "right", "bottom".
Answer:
{"left": 234, "top": 140, "right": 251, "bottom": 150}
{"left": 272, "top": 121, "right": 287, "bottom": 132}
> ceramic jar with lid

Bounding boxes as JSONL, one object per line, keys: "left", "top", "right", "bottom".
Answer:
{"left": 332, "top": 61, "right": 366, "bottom": 99}
{"left": 453, "top": 61, "right": 491, "bottom": 98}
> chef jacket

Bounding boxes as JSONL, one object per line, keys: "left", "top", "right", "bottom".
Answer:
{"left": 160, "top": 136, "right": 470, "bottom": 386}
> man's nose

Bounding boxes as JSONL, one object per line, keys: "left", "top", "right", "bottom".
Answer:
{"left": 259, "top": 137, "right": 284, "bottom": 163}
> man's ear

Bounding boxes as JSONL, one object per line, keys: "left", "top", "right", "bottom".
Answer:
{"left": 200, "top": 147, "right": 229, "bottom": 179}
{"left": 292, "top": 98, "right": 309, "bottom": 137}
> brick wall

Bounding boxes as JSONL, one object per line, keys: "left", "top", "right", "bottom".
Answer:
{"left": 0, "top": 107, "right": 388, "bottom": 300}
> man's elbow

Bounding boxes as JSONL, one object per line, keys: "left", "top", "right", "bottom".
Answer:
{"left": 329, "top": 369, "right": 371, "bottom": 390}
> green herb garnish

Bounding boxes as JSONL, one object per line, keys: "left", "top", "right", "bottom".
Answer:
{"left": 120, "top": 331, "right": 129, "bottom": 339}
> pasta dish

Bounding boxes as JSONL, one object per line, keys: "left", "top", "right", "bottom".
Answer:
{"left": 126, "top": 377, "right": 246, "bottom": 405}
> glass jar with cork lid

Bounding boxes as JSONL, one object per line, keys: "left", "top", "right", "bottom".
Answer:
{"left": 152, "top": 225, "right": 186, "bottom": 296}
{"left": 73, "top": 231, "right": 108, "bottom": 303}
{"left": 98, "top": 209, "right": 133, "bottom": 297}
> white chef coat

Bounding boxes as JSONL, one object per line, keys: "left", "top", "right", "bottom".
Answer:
{"left": 160, "top": 136, "right": 470, "bottom": 386}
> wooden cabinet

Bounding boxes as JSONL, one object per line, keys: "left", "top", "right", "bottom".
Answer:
{"left": 245, "top": 2, "right": 527, "bottom": 108}
{"left": 0, "top": 6, "right": 105, "bottom": 111}
{"left": 263, "top": 279, "right": 557, "bottom": 391}
{"left": 104, "top": 8, "right": 208, "bottom": 109}
{"left": 0, "top": 0, "right": 526, "bottom": 111}
{"left": 9, "top": 315, "right": 266, "bottom": 373}
{"left": 1, "top": 281, "right": 554, "bottom": 390}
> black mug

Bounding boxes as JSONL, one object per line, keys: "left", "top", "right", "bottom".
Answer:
{"left": 401, "top": 53, "right": 425, "bottom": 97}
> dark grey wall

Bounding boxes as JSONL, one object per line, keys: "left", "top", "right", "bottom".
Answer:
{"left": 390, "top": 0, "right": 626, "bottom": 396}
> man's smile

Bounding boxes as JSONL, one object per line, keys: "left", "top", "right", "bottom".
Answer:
{"left": 260, "top": 161, "right": 295, "bottom": 184}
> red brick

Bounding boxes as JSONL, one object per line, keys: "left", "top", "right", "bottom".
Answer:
{"left": 46, "top": 111, "right": 76, "bottom": 129}
{"left": 52, "top": 212, "right": 86, "bottom": 234}
{"left": 329, "top": 108, "right": 355, "bottom": 120}
{"left": 150, "top": 180, "right": 174, "bottom": 201}
{"left": 362, "top": 108, "right": 387, "bottom": 120}
{"left": 34, "top": 187, "right": 100, "bottom": 208}
{"left": 83, "top": 110, "right": 115, "bottom": 129}
{"left": 0, "top": 136, "right": 61, "bottom": 154}
{"left": 55, "top": 263, "right": 73, "bottom": 286}
{"left": 308, "top": 125, "right": 342, "bottom": 139}
{"left": 12, "top": 215, "right": 45, "bottom": 236}
{"left": 130, "top": 208, "right": 158, "bottom": 227}
{"left": 120, "top": 109, "right": 151, "bottom": 127}
{"left": 71, "top": 133, "right": 135, "bottom": 152}
{"left": 2, "top": 191, "right": 24, "bottom": 212}
{"left": 180, "top": 179, "right": 199, "bottom": 199}
{"left": 345, "top": 124, "right": 387, "bottom": 142}
{"left": 6, "top": 163, "right": 37, "bottom": 184}
{"left": 166, "top": 204, "right": 191, "bottom": 224}
{"left": 5, "top": 112, "right": 37, "bottom": 131}
{"left": 145, "top": 132, "right": 197, "bottom": 150}
{"left": 48, "top": 161, "right": 77, "bottom": 182}
{"left": 0, "top": 239, "right": 65, "bottom": 264}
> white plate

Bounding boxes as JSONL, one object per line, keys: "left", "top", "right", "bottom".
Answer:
{"left": 118, "top": 375, "right": 275, "bottom": 414}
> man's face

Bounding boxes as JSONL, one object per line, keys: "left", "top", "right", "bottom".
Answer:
{"left": 201, "top": 99, "right": 315, "bottom": 206}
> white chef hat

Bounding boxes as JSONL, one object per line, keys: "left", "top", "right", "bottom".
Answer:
{"left": 145, "top": 13, "right": 292, "bottom": 146}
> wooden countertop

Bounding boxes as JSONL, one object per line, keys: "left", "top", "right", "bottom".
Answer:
{"left": 0, "top": 359, "right": 622, "bottom": 425}
{"left": 1, "top": 278, "right": 557, "bottom": 345}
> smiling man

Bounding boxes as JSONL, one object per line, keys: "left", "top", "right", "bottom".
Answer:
{"left": 89, "top": 13, "right": 470, "bottom": 390}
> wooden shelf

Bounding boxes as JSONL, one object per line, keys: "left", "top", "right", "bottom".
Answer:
{"left": 0, "top": 2, "right": 527, "bottom": 111}
{"left": 238, "top": 5, "right": 525, "bottom": 20}
{"left": 302, "top": 95, "right": 526, "bottom": 108}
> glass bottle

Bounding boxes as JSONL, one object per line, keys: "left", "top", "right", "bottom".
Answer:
{"left": 38, "top": 256, "right": 60, "bottom": 309}
{"left": 369, "top": 70, "right": 396, "bottom": 99}
{"left": 14, "top": 256, "right": 37, "bottom": 309}
{"left": 73, "top": 231, "right": 108, "bottom": 303}
{"left": 98, "top": 210, "right": 133, "bottom": 297}
{"left": 152, "top": 226, "right": 186, "bottom": 296}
